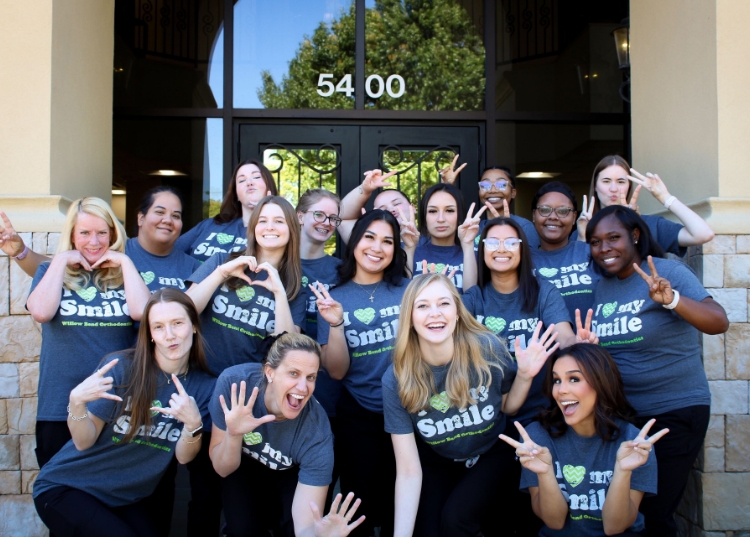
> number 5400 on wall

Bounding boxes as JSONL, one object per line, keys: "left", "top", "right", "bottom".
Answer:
{"left": 317, "top": 74, "right": 406, "bottom": 99}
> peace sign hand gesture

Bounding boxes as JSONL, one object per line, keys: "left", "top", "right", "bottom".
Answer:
{"left": 361, "top": 169, "right": 397, "bottom": 195}
{"left": 438, "top": 154, "right": 467, "bottom": 185}
{"left": 311, "top": 492, "right": 366, "bottom": 537}
{"left": 574, "top": 309, "right": 599, "bottom": 344}
{"left": 69, "top": 358, "right": 123, "bottom": 407}
{"left": 514, "top": 322, "right": 559, "bottom": 381}
{"left": 633, "top": 255, "right": 675, "bottom": 305}
{"left": 0, "top": 212, "right": 27, "bottom": 258}
{"left": 397, "top": 205, "right": 419, "bottom": 250}
{"left": 458, "top": 202, "right": 487, "bottom": 245}
{"left": 419, "top": 260, "right": 457, "bottom": 279}
{"left": 309, "top": 281, "right": 345, "bottom": 327}
{"left": 150, "top": 374, "right": 203, "bottom": 431}
{"left": 485, "top": 198, "right": 511, "bottom": 219}
{"left": 616, "top": 419, "right": 669, "bottom": 473}
{"left": 499, "top": 421, "right": 554, "bottom": 475}
{"left": 619, "top": 183, "right": 642, "bottom": 214}
{"left": 628, "top": 168, "right": 670, "bottom": 205}
{"left": 577, "top": 195, "right": 596, "bottom": 241}
{"left": 219, "top": 381, "right": 276, "bottom": 438}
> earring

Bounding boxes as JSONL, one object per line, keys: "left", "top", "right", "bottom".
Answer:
{"left": 268, "top": 377, "right": 273, "bottom": 383}
{"left": 151, "top": 338, "right": 154, "bottom": 343}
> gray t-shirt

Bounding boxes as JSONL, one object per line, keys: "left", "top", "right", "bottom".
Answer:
{"left": 591, "top": 257, "right": 710, "bottom": 415}
{"left": 475, "top": 215, "right": 541, "bottom": 253}
{"left": 413, "top": 236, "right": 468, "bottom": 293}
{"left": 187, "top": 253, "right": 307, "bottom": 376}
{"left": 382, "top": 336, "right": 516, "bottom": 460}
{"left": 29, "top": 263, "right": 137, "bottom": 421}
{"left": 520, "top": 420, "right": 657, "bottom": 537}
{"left": 175, "top": 217, "right": 248, "bottom": 263}
{"left": 317, "top": 278, "right": 407, "bottom": 413}
{"left": 125, "top": 238, "right": 201, "bottom": 292}
{"left": 33, "top": 353, "right": 216, "bottom": 506}
{"left": 462, "top": 280, "right": 571, "bottom": 425}
{"left": 209, "top": 363, "right": 333, "bottom": 487}
{"left": 531, "top": 241, "right": 600, "bottom": 321}
{"left": 641, "top": 214, "right": 686, "bottom": 258}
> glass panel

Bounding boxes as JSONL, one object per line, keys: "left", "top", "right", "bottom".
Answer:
{"left": 365, "top": 0, "right": 485, "bottom": 111}
{"left": 113, "top": 118, "right": 223, "bottom": 234}
{"left": 379, "top": 147, "right": 459, "bottom": 208}
{"left": 234, "top": 0, "right": 355, "bottom": 109}
{"left": 495, "top": 122, "right": 626, "bottom": 219}
{"left": 495, "top": 0, "right": 628, "bottom": 113}
{"left": 114, "top": 0, "right": 224, "bottom": 108}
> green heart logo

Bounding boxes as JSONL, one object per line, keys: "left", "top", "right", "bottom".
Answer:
{"left": 484, "top": 316, "right": 506, "bottom": 333}
{"left": 76, "top": 287, "right": 98, "bottom": 302}
{"left": 563, "top": 465, "right": 586, "bottom": 488}
{"left": 434, "top": 263, "right": 446, "bottom": 273}
{"left": 429, "top": 392, "right": 451, "bottom": 413}
{"left": 301, "top": 276, "right": 309, "bottom": 288}
{"left": 243, "top": 431, "right": 263, "bottom": 445}
{"left": 538, "top": 267, "right": 558, "bottom": 278}
{"left": 150, "top": 400, "right": 162, "bottom": 417}
{"left": 353, "top": 308, "right": 376, "bottom": 324}
{"left": 474, "top": 236, "right": 480, "bottom": 245}
{"left": 602, "top": 301, "right": 618, "bottom": 318}
{"left": 236, "top": 286, "right": 255, "bottom": 303}
{"left": 140, "top": 271, "right": 155, "bottom": 285}
{"left": 216, "top": 233, "right": 234, "bottom": 245}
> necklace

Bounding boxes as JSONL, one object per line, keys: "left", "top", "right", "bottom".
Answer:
{"left": 354, "top": 280, "right": 382, "bottom": 302}
{"left": 162, "top": 363, "right": 189, "bottom": 384}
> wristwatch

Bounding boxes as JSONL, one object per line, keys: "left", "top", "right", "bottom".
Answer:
{"left": 183, "top": 423, "right": 204, "bottom": 438}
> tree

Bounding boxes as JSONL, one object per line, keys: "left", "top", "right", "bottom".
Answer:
{"left": 258, "top": 0, "right": 485, "bottom": 111}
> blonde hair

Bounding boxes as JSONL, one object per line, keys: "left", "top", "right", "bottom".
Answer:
{"left": 393, "top": 274, "right": 509, "bottom": 413}
{"left": 57, "top": 197, "right": 127, "bottom": 291}
{"left": 261, "top": 332, "right": 322, "bottom": 385}
{"left": 295, "top": 188, "right": 341, "bottom": 214}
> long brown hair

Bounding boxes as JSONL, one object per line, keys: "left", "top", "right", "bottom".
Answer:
{"left": 226, "top": 196, "right": 302, "bottom": 301}
{"left": 588, "top": 155, "right": 632, "bottom": 215}
{"left": 214, "top": 159, "right": 278, "bottom": 224}
{"left": 116, "top": 289, "right": 211, "bottom": 443}
{"left": 393, "top": 274, "right": 510, "bottom": 414}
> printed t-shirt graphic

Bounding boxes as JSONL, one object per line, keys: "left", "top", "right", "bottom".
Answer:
{"left": 30, "top": 263, "right": 137, "bottom": 421}
{"left": 317, "top": 278, "right": 407, "bottom": 413}
{"left": 126, "top": 237, "right": 201, "bottom": 292}
{"left": 209, "top": 363, "right": 333, "bottom": 486}
{"left": 33, "top": 354, "right": 216, "bottom": 506}
{"left": 462, "top": 280, "right": 570, "bottom": 424}
{"left": 174, "top": 218, "right": 248, "bottom": 263}
{"left": 531, "top": 240, "right": 599, "bottom": 320}
{"left": 590, "top": 257, "right": 710, "bottom": 416}
{"left": 519, "top": 420, "right": 657, "bottom": 537}
{"left": 187, "top": 253, "right": 306, "bottom": 376}
{"left": 413, "top": 236, "right": 468, "bottom": 293}
{"left": 383, "top": 336, "right": 516, "bottom": 460}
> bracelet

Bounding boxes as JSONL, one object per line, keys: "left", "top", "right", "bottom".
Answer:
{"left": 182, "top": 433, "right": 202, "bottom": 444}
{"left": 331, "top": 318, "right": 345, "bottom": 328}
{"left": 67, "top": 404, "right": 88, "bottom": 421}
{"left": 12, "top": 245, "right": 29, "bottom": 260}
{"left": 663, "top": 289, "right": 680, "bottom": 310}
{"left": 663, "top": 195, "right": 677, "bottom": 210}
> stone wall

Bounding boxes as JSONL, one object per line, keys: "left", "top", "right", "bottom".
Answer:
{"left": 678, "top": 235, "right": 750, "bottom": 537}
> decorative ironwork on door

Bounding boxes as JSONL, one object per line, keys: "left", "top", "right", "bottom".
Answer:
{"left": 378, "top": 145, "right": 459, "bottom": 208}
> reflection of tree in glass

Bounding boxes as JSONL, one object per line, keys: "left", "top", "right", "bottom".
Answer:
{"left": 258, "top": 0, "right": 485, "bottom": 111}
{"left": 203, "top": 192, "right": 222, "bottom": 218}
{"left": 382, "top": 149, "right": 455, "bottom": 207}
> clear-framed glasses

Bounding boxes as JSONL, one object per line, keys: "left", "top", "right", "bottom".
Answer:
{"left": 478, "top": 180, "right": 511, "bottom": 191}
{"left": 482, "top": 237, "right": 523, "bottom": 252}
{"left": 535, "top": 205, "right": 574, "bottom": 218}
{"left": 306, "top": 210, "right": 342, "bottom": 227}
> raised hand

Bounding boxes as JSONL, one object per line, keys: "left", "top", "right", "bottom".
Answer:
{"left": 574, "top": 309, "right": 599, "bottom": 344}
{"left": 616, "top": 419, "right": 669, "bottom": 472}
{"left": 577, "top": 195, "right": 595, "bottom": 241}
{"left": 69, "top": 358, "right": 123, "bottom": 406}
{"left": 628, "top": 168, "right": 670, "bottom": 205}
{"left": 248, "top": 262, "right": 285, "bottom": 295}
{"left": 633, "top": 255, "right": 675, "bottom": 305}
{"left": 619, "top": 184, "right": 641, "bottom": 214}
{"left": 219, "top": 255, "right": 258, "bottom": 285}
{"left": 361, "top": 169, "right": 397, "bottom": 195}
{"left": 515, "top": 322, "right": 559, "bottom": 380}
{"left": 311, "top": 492, "right": 366, "bottom": 537}
{"left": 309, "top": 281, "right": 345, "bottom": 326}
{"left": 438, "top": 154, "right": 467, "bottom": 185}
{"left": 484, "top": 198, "right": 511, "bottom": 220}
{"left": 458, "top": 202, "right": 487, "bottom": 246}
{"left": 151, "top": 374, "right": 202, "bottom": 431}
{"left": 0, "top": 212, "right": 27, "bottom": 257}
{"left": 397, "top": 205, "right": 419, "bottom": 250}
{"left": 219, "top": 382, "right": 276, "bottom": 438}
{"left": 499, "top": 421, "right": 554, "bottom": 475}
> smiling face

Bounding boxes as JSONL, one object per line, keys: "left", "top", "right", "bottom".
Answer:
{"left": 533, "top": 191, "right": 577, "bottom": 248}
{"left": 552, "top": 355, "right": 597, "bottom": 436}
{"left": 235, "top": 164, "right": 269, "bottom": 210}
{"left": 425, "top": 191, "right": 458, "bottom": 245}
{"left": 298, "top": 197, "right": 339, "bottom": 245}
{"left": 137, "top": 192, "right": 183, "bottom": 247}
{"left": 264, "top": 350, "right": 319, "bottom": 420}
{"left": 479, "top": 169, "right": 516, "bottom": 211}
{"left": 589, "top": 214, "right": 640, "bottom": 278}
{"left": 255, "top": 203, "right": 290, "bottom": 251}
{"left": 374, "top": 190, "right": 411, "bottom": 220}
{"left": 353, "top": 220, "right": 395, "bottom": 278}
{"left": 595, "top": 164, "right": 631, "bottom": 209}
{"left": 411, "top": 280, "right": 458, "bottom": 349}
{"left": 72, "top": 212, "right": 112, "bottom": 265}
{"left": 483, "top": 224, "right": 521, "bottom": 276}
{"left": 149, "top": 301, "right": 194, "bottom": 372}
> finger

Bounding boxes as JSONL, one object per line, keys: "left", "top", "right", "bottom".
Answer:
{"left": 420, "top": 260, "right": 427, "bottom": 274}
{"left": 514, "top": 421, "right": 534, "bottom": 444}
{"left": 474, "top": 205, "right": 488, "bottom": 219}
{"left": 396, "top": 206, "right": 407, "bottom": 224}
{"left": 647, "top": 255, "right": 659, "bottom": 279}
{"left": 97, "top": 358, "right": 119, "bottom": 376}
{"left": 636, "top": 418, "right": 656, "bottom": 440}
{"left": 171, "top": 374, "right": 188, "bottom": 396}
{"left": 575, "top": 309, "right": 583, "bottom": 332}
{"left": 582, "top": 195, "right": 588, "bottom": 215}
{"left": 466, "top": 202, "right": 476, "bottom": 220}
{"left": 348, "top": 514, "right": 366, "bottom": 530}
{"left": 498, "top": 433, "right": 523, "bottom": 449}
{"left": 230, "top": 382, "right": 238, "bottom": 408}
{"left": 455, "top": 162, "right": 467, "bottom": 175}
{"left": 79, "top": 258, "right": 93, "bottom": 271}
{"left": 339, "top": 491, "right": 355, "bottom": 516}
{"left": 256, "top": 413, "right": 277, "bottom": 426}
{"left": 243, "top": 383, "right": 254, "bottom": 408}
{"left": 308, "top": 283, "right": 324, "bottom": 300}
{"left": 151, "top": 406, "right": 175, "bottom": 416}
{"left": 629, "top": 185, "right": 642, "bottom": 207}
{"left": 451, "top": 153, "right": 460, "bottom": 168}
{"left": 584, "top": 309, "right": 594, "bottom": 331}
{"left": 647, "top": 428, "right": 670, "bottom": 444}
{"left": 485, "top": 201, "right": 500, "bottom": 218}
{"left": 588, "top": 196, "right": 595, "bottom": 214}
{"left": 343, "top": 495, "right": 362, "bottom": 521}
{"left": 309, "top": 501, "right": 323, "bottom": 524}
{"left": 101, "top": 393, "right": 123, "bottom": 402}
{"left": 447, "top": 269, "right": 457, "bottom": 279}
{"left": 632, "top": 262, "right": 651, "bottom": 283}
{"left": 627, "top": 174, "right": 646, "bottom": 187}
{"left": 0, "top": 212, "right": 14, "bottom": 232}
{"left": 329, "top": 492, "right": 342, "bottom": 515}
{"left": 503, "top": 199, "right": 510, "bottom": 218}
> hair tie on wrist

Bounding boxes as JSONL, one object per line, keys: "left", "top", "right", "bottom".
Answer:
{"left": 663, "top": 195, "right": 677, "bottom": 210}
{"left": 331, "top": 318, "right": 345, "bottom": 328}
{"left": 12, "top": 245, "right": 29, "bottom": 260}
{"left": 663, "top": 289, "right": 680, "bottom": 310}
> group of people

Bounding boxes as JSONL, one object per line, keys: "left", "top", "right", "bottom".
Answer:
{"left": 0, "top": 153, "right": 726, "bottom": 537}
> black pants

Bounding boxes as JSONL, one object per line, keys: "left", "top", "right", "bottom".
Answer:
{"left": 324, "top": 416, "right": 341, "bottom": 511}
{"left": 221, "top": 455, "right": 300, "bottom": 537}
{"left": 414, "top": 437, "right": 519, "bottom": 537}
{"left": 34, "top": 486, "right": 160, "bottom": 537}
{"left": 335, "top": 388, "right": 396, "bottom": 537}
{"left": 35, "top": 421, "right": 72, "bottom": 468}
{"left": 633, "top": 405, "right": 710, "bottom": 537}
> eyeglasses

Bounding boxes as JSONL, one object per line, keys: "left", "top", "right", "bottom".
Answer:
{"left": 482, "top": 237, "right": 523, "bottom": 252}
{"left": 478, "top": 180, "right": 511, "bottom": 191}
{"left": 305, "top": 211, "right": 342, "bottom": 227}
{"left": 535, "top": 206, "right": 574, "bottom": 218}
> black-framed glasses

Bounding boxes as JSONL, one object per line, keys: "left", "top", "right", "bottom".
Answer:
{"left": 478, "top": 180, "right": 511, "bottom": 191}
{"left": 305, "top": 210, "right": 342, "bottom": 227}
{"left": 482, "top": 237, "right": 523, "bottom": 252}
{"left": 535, "top": 206, "right": 574, "bottom": 218}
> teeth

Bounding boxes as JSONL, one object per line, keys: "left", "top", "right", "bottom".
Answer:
{"left": 263, "top": 235, "right": 279, "bottom": 239}
{"left": 290, "top": 394, "right": 304, "bottom": 400}
{"left": 427, "top": 323, "right": 445, "bottom": 329}
{"left": 561, "top": 401, "right": 578, "bottom": 406}
{"left": 366, "top": 254, "right": 381, "bottom": 261}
